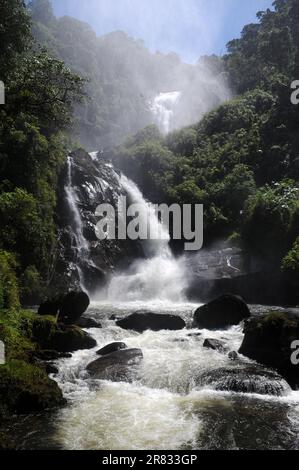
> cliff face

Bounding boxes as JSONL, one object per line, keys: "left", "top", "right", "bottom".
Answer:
{"left": 51, "top": 149, "right": 143, "bottom": 296}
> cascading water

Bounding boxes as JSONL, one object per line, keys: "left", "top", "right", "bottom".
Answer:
{"left": 150, "top": 91, "right": 181, "bottom": 134}
{"left": 104, "top": 174, "right": 187, "bottom": 303}
{"left": 10, "top": 156, "right": 298, "bottom": 451}
{"left": 65, "top": 155, "right": 90, "bottom": 290}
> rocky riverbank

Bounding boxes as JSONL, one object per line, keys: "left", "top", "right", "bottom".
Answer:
{"left": 1, "top": 291, "right": 299, "bottom": 450}
{"left": 0, "top": 290, "right": 96, "bottom": 435}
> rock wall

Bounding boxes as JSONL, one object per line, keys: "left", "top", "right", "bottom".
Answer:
{"left": 51, "top": 149, "right": 143, "bottom": 295}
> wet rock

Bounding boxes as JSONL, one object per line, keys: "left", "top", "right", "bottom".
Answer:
{"left": 49, "top": 325, "right": 96, "bottom": 353}
{"left": 75, "top": 317, "right": 102, "bottom": 329}
{"left": 0, "top": 362, "right": 66, "bottom": 417}
{"left": 203, "top": 338, "right": 226, "bottom": 352}
{"left": 228, "top": 351, "right": 239, "bottom": 361}
{"left": 87, "top": 348, "right": 143, "bottom": 382}
{"left": 96, "top": 342, "right": 127, "bottom": 356}
{"left": 116, "top": 311, "right": 186, "bottom": 333}
{"left": 239, "top": 311, "right": 299, "bottom": 388}
{"left": 196, "top": 365, "right": 291, "bottom": 396}
{"left": 38, "top": 299, "right": 61, "bottom": 316}
{"left": 35, "top": 350, "right": 72, "bottom": 361}
{"left": 193, "top": 294, "right": 250, "bottom": 330}
{"left": 58, "top": 291, "right": 90, "bottom": 324}
{"left": 52, "top": 149, "right": 144, "bottom": 294}
{"left": 32, "top": 318, "right": 96, "bottom": 353}
{"left": 187, "top": 332, "right": 202, "bottom": 338}
{"left": 45, "top": 364, "right": 59, "bottom": 375}
{"left": 38, "top": 290, "right": 90, "bottom": 325}
{"left": 195, "top": 394, "right": 296, "bottom": 450}
{"left": 110, "top": 314, "right": 120, "bottom": 321}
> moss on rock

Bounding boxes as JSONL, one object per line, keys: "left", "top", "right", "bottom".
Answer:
{"left": 239, "top": 311, "right": 299, "bottom": 388}
{"left": 0, "top": 360, "right": 65, "bottom": 418}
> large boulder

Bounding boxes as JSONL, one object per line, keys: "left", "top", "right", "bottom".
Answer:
{"left": 193, "top": 294, "right": 250, "bottom": 330}
{"left": 38, "top": 298, "right": 61, "bottom": 316}
{"left": 116, "top": 311, "right": 186, "bottom": 333}
{"left": 87, "top": 348, "right": 143, "bottom": 382}
{"left": 58, "top": 291, "right": 90, "bottom": 324}
{"left": 239, "top": 311, "right": 299, "bottom": 388}
{"left": 196, "top": 365, "right": 291, "bottom": 397}
{"left": 48, "top": 325, "right": 96, "bottom": 353}
{"left": 32, "top": 318, "right": 96, "bottom": 353}
{"left": 38, "top": 290, "right": 90, "bottom": 325}
{"left": 0, "top": 360, "right": 66, "bottom": 418}
{"left": 96, "top": 342, "right": 127, "bottom": 356}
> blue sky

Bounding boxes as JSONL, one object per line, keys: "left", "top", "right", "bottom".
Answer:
{"left": 52, "top": 0, "right": 274, "bottom": 63}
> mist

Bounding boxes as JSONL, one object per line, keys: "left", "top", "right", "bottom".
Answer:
{"left": 52, "top": 0, "right": 273, "bottom": 63}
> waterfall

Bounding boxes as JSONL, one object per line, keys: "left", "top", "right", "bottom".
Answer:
{"left": 150, "top": 91, "right": 181, "bottom": 134}
{"left": 65, "top": 156, "right": 90, "bottom": 290}
{"left": 105, "top": 174, "right": 187, "bottom": 303}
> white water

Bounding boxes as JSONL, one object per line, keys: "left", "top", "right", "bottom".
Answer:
{"left": 102, "top": 175, "right": 187, "bottom": 303}
{"left": 65, "top": 156, "right": 89, "bottom": 289}
{"left": 52, "top": 304, "right": 235, "bottom": 450}
{"left": 49, "top": 303, "right": 299, "bottom": 450}
{"left": 56, "top": 159, "right": 299, "bottom": 451}
{"left": 150, "top": 91, "right": 181, "bottom": 134}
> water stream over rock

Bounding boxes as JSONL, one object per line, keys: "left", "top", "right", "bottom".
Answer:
{"left": 14, "top": 149, "right": 299, "bottom": 451}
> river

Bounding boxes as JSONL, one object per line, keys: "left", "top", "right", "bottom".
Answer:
{"left": 3, "top": 301, "right": 299, "bottom": 450}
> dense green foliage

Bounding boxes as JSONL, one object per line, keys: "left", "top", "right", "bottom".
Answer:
{"left": 111, "top": 0, "right": 299, "bottom": 294}
{"left": 0, "top": 3, "right": 85, "bottom": 425}
{"left": 282, "top": 237, "right": 299, "bottom": 277}
{"left": 224, "top": 0, "right": 299, "bottom": 94}
{"left": 0, "top": 0, "right": 84, "bottom": 304}
{"left": 0, "top": 251, "right": 19, "bottom": 310}
{"left": 0, "top": 0, "right": 31, "bottom": 79}
{"left": 1, "top": 0, "right": 298, "bottom": 302}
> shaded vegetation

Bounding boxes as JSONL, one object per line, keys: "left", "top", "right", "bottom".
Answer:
{"left": 0, "top": 1, "right": 84, "bottom": 424}
{"left": 0, "top": 0, "right": 85, "bottom": 304}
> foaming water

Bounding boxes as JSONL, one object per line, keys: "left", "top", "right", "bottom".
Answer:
{"left": 45, "top": 302, "right": 299, "bottom": 450}
{"left": 56, "top": 382, "right": 199, "bottom": 450}
{"left": 99, "top": 175, "right": 187, "bottom": 303}
{"left": 4, "top": 302, "right": 297, "bottom": 450}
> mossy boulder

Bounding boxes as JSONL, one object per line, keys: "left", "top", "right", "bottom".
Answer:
{"left": 47, "top": 324, "right": 96, "bottom": 352}
{"left": 32, "top": 317, "right": 96, "bottom": 353}
{"left": 0, "top": 360, "right": 65, "bottom": 418}
{"left": 239, "top": 311, "right": 299, "bottom": 387}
